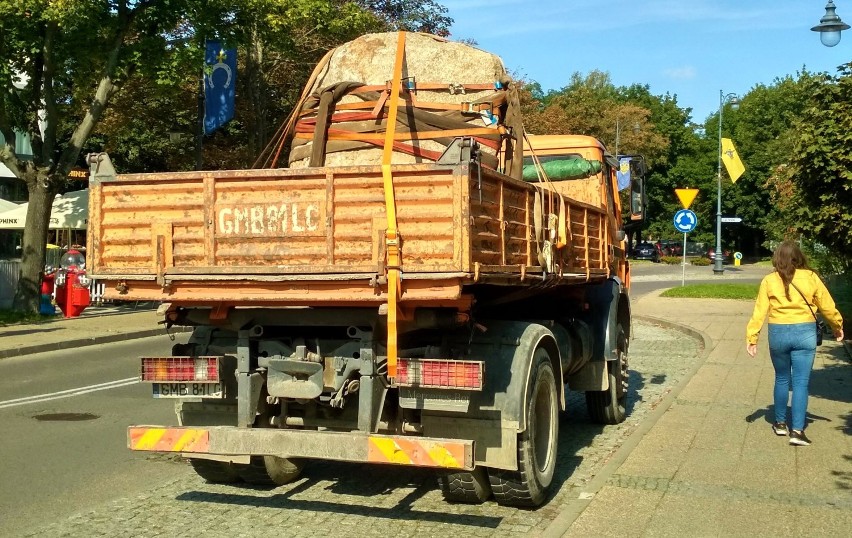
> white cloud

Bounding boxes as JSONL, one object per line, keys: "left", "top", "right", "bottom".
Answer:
{"left": 663, "top": 66, "right": 697, "bottom": 80}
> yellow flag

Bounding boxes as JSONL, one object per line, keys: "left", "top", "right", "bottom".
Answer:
{"left": 721, "top": 138, "right": 745, "bottom": 183}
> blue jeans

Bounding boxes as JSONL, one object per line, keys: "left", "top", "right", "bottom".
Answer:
{"left": 767, "top": 323, "right": 816, "bottom": 431}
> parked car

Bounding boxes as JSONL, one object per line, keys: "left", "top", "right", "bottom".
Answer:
{"left": 706, "top": 246, "right": 733, "bottom": 264}
{"left": 656, "top": 240, "right": 682, "bottom": 257}
{"left": 685, "top": 242, "right": 705, "bottom": 257}
{"left": 632, "top": 241, "right": 661, "bottom": 262}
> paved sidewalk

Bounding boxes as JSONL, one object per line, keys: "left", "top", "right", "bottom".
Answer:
{"left": 0, "top": 304, "right": 173, "bottom": 359}
{"left": 545, "top": 289, "right": 852, "bottom": 537}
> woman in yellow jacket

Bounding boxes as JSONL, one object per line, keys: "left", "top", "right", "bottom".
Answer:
{"left": 746, "top": 241, "right": 844, "bottom": 446}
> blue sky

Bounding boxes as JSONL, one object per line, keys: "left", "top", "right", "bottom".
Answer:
{"left": 442, "top": 0, "right": 852, "bottom": 122}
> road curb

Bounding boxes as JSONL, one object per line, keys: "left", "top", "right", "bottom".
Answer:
{"left": 0, "top": 327, "right": 191, "bottom": 360}
{"left": 633, "top": 314, "right": 713, "bottom": 359}
{"left": 541, "top": 316, "right": 713, "bottom": 537}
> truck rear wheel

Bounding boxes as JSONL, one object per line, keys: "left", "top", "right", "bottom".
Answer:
{"left": 188, "top": 458, "right": 241, "bottom": 484}
{"left": 585, "top": 324, "right": 628, "bottom": 425}
{"left": 238, "top": 456, "right": 304, "bottom": 486}
{"left": 488, "top": 347, "right": 558, "bottom": 507}
{"left": 438, "top": 467, "right": 492, "bottom": 504}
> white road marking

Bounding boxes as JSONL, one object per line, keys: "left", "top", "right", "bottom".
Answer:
{"left": 0, "top": 377, "right": 140, "bottom": 409}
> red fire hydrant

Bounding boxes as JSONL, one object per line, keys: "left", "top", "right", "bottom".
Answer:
{"left": 55, "top": 250, "right": 91, "bottom": 318}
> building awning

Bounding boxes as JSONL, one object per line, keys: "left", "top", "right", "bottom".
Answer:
{"left": 0, "top": 189, "right": 88, "bottom": 230}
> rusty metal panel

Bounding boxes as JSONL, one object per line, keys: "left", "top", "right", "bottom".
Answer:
{"left": 91, "top": 165, "right": 469, "bottom": 277}
{"left": 328, "top": 169, "right": 459, "bottom": 271}
{"left": 90, "top": 161, "right": 616, "bottom": 304}
{"left": 97, "top": 182, "right": 206, "bottom": 271}
{"left": 213, "top": 175, "right": 329, "bottom": 267}
{"left": 469, "top": 171, "right": 535, "bottom": 270}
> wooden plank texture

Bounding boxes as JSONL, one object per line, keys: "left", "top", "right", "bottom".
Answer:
{"left": 89, "top": 163, "right": 611, "bottom": 303}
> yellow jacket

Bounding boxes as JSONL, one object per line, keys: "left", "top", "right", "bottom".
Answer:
{"left": 746, "top": 270, "right": 843, "bottom": 345}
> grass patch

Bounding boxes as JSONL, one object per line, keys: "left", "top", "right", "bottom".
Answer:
{"left": 661, "top": 283, "right": 760, "bottom": 300}
{"left": 0, "top": 310, "right": 59, "bottom": 326}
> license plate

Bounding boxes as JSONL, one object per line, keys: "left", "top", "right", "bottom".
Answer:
{"left": 152, "top": 382, "right": 223, "bottom": 399}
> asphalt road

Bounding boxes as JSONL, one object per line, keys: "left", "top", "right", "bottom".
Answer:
{"left": 628, "top": 260, "right": 769, "bottom": 300}
{"left": 0, "top": 334, "right": 188, "bottom": 536}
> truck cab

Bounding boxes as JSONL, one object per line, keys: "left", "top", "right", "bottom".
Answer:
{"left": 523, "top": 134, "right": 646, "bottom": 286}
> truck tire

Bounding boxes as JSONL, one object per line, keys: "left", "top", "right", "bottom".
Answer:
{"left": 585, "top": 324, "right": 628, "bottom": 425}
{"left": 188, "top": 458, "right": 241, "bottom": 484}
{"left": 238, "top": 456, "right": 304, "bottom": 486}
{"left": 438, "top": 467, "right": 492, "bottom": 504}
{"left": 488, "top": 347, "right": 558, "bottom": 507}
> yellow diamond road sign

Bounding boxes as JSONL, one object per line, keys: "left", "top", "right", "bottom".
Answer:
{"left": 675, "top": 188, "right": 699, "bottom": 210}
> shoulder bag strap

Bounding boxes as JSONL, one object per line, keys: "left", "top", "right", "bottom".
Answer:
{"left": 790, "top": 281, "right": 818, "bottom": 321}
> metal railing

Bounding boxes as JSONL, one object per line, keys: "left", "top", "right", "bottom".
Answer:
{"left": 0, "top": 260, "right": 18, "bottom": 309}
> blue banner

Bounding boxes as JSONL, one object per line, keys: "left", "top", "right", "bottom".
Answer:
{"left": 616, "top": 156, "right": 631, "bottom": 191}
{"left": 204, "top": 41, "right": 236, "bottom": 135}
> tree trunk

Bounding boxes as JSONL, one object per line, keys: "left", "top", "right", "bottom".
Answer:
{"left": 12, "top": 179, "right": 57, "bottom": 314}
{"left": 246, "top": 27, "right": 267, "bottom": 159}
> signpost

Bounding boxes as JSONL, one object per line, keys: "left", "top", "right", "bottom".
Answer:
{"left": 673, "top": 209, "right": 697, "bottom": 286}
{"left": 734, "top": 251, "right": 743, "bottom": 267}
{"left": 721, "top": 217, "right": 742, "bottom": 223}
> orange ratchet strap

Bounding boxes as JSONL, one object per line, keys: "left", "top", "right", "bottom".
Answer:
{"left": 382, "top": 32, "right": 407, "bottom": 381}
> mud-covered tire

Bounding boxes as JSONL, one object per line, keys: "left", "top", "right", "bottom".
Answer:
{"left": 237, "top": 456, "right": 304, "bottom": 486}
{"left": 488, "top": 347, "right": 558, "bottom": 507}
{"left": 188, "top": 458, "right": 241, "bottom": 484}
{"left": 438, "top": 467, "right": 492, "bottom": 504}
{"left": 585, "top": 324, "right": 628, "bottom": 425}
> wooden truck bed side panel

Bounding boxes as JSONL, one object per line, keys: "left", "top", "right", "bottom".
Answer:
{"left": 90, "top": 165, "right": 474, "bottom": 276}
{"left": 88, "top": 163, "right": 610, "bottom": 303}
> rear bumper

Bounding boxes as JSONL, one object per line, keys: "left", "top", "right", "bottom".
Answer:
{"left": 128, "top": 426, "right": 474, "bottom": 470}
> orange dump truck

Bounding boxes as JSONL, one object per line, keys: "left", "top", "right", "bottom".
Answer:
{"left": 89, "top": 32, "right": 645, "bottom": 507}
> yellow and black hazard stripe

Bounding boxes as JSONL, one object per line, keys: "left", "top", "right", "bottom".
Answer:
{"left": 367, "top": 436, "right": 468, "bottom": 469}
{"left": 129, "top": 427, "right": 209, "bottom": 453}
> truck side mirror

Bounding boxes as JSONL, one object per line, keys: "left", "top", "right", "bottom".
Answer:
{"left": 629, "top": 176, "right": 645, "bottom": 222}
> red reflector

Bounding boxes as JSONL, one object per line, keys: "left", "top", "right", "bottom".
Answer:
{"left": 140, "top": 357, "right": 220, "bottom": 382}
{"left": 396, "top": 359, "right": 483, "bottom": 390}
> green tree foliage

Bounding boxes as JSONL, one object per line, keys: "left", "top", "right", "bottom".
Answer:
{"left": 0, "top": 0, "right": 191, "bottom": 312}
{"left": 90, "top": 0, "right": 384, "bottom": 172}
{"left": 783, "top": 62, "right": 852, "bottom": 267}
{"left": 712, "top": 72, "right": 816, "bottom": 257}
{"left": 356, "top": 0, "right": 452, "bottom": 36}
{"left": 94, "top": 1, "right": 453, "bottom": 171}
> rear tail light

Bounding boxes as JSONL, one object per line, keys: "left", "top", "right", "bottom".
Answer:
{"left": 140, "top": 357, "right": 220, "bottom": 382}
{"left": 396, "top": 359, "right": 483, "bottom": 390}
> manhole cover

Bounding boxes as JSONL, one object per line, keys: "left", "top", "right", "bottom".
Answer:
{"left": 33, "top": 412, "right": 100, "bottom": 422}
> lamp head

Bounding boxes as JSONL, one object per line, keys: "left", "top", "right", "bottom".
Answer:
{"left": 721, "top": 92, "right": 740, "bottom": 110}
{"left": 812, "top": 1, "right": 850, "bottom": 47}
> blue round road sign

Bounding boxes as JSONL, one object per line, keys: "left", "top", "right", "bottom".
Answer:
{"left": 673, "top": 209, "right": 697, "bottom": 233}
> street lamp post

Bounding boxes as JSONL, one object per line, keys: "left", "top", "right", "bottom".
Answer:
{"left": 812, "top": 1, "right": 850, "bottom": 47}
{"left": 714, "top": 90, "right": 739, "bottom": 275}
{"left": 614, "top": 118, "right": 640, "bottom": 161}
